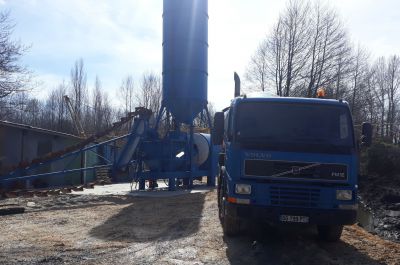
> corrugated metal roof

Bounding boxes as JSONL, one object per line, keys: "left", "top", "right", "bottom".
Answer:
{"left": 0, "top": 120, "right": 82, "bottom": 140}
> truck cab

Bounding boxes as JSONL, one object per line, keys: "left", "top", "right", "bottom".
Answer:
{"left": 213, "top": 94, "right": 372, "bottom": 241}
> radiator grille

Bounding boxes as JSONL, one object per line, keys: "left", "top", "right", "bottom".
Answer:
{"left": 244, "top": 160, "right": 347, "bottom": 181}
{"left": 269, "top": 186, "right": 321, "bottom": 208}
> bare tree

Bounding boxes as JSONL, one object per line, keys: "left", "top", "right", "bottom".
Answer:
{"left": 243, "top": 0, "right": 400, "bottom": 143}
{"left": 92, "top": 76, "right": 104, "bottom": 132}
{"left": 373, "top": 57, "right": 388, "bottom": 137}
{"left": 348, "top": 45, "right": 369, "bottom": 123}
{"left": 24, "top": 98, "right": 41, "bottom": 127}
{"left": 0, "top": 11, "right": 31, "bottom": 99}
{"left": 43, "top": 89, "right": 58, "bottom": 130}
{"left": 0, "top": 91, "right": 27, "bottom": 120}
{"left": 246, "top": 0, "right": 311, "bottom": 96}
{"left": 281, "top": 0, "right": 310, "bottom": 96}
{"left": 70, "top": 58, "right": 87, "bottom": 121}
{"left": 386, "top": 55, "right": 400, "bottom": 139}
{"left": 135, "top": 72, "right": 162, "bottom": 114}
{"left": 245, "top": 1, "right": 354, "bottom": 99}
{"left": 85, "top": 76, "right": 116, "bottom": 133}
{"left": 53, "top": 82, "right": 71, "bottom": 132}
{"left": 245, "top": 39, "right": 269, "bottom": 92}
{"left": 119, "top": 75, "right": 135, "bottom": 115}
{"left": 102, "top": 92, "right": 114, "bottom": 129}
{"left": 304, "top": 3, "right": 350, "bottom": 98}
{"left": 362, "top": 66, "right": 379, "bottom": 125}
{"left": 332, "top": 44, "right": 353, "bottom": 99}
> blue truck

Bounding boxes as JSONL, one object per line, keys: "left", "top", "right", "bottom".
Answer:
{"left": 212, "top": 92, "right": 372, "bottom": 241}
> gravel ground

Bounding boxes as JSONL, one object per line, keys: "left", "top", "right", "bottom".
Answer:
{"left": 359, "top": 174, "right": 400, "bottom": 242}
{"left": 0, "top": 189, "right": 399, "bottom": 265}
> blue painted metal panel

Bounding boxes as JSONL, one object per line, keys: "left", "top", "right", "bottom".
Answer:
{"left": 162, "top": 0, "right": 208, "bottom": 124}
{"left": 224, "top": 148, "right": 358, "bottom": 207}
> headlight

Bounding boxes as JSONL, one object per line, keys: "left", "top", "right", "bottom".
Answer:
{"left": 235, "top": 184, "right": 252, "bottom": 195}
{"left": 336, "top": 190, "right": 352, "bottom": 201}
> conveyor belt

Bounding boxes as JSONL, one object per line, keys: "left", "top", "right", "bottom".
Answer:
{"left": 1, "top": 107, "right": 152, "bottom": 178}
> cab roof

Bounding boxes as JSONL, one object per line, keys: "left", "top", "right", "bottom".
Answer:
{"left": 231, "top": 93, "right": 348, "bottom": 107}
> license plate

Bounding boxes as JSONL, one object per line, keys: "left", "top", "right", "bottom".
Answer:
{"left": 279, "top": 215, "right": 309, "bottom": 223}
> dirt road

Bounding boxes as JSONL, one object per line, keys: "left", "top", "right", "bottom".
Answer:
{"left": 0, "top": 189, "right": 399, "bottom": 265}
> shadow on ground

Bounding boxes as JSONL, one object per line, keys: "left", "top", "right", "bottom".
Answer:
{"left": 224, "top": 224, "right": 384, "bottom": 265}
{"left": 89, "top": 192, "right": 205, "bottom": 243}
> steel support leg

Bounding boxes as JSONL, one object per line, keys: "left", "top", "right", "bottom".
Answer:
{"left": 168, "top": 178, "right": 176, "bottom": 191}
{"left": 139, "top": 179, "right": 145, "bottom": 190}
{"left": 207, "top": 175, "right": 215, "bottom": 187}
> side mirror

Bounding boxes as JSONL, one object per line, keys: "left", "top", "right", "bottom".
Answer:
{"left": 212, "top": 112, "right": 224, "bottom": 145}
{"left": 361, "top": 122, "right": 372, "bottom": 147}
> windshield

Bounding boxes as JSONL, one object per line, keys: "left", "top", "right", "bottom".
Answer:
{"left": 235, "top": 102, "right": 355, "bottom": 154}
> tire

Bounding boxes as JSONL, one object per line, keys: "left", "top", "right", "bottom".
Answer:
{"left": 218, "top": 176, "right": 240, "bottom": 236}
{"left": 223, "top": 214, "right": 240, "bottom": 236}
{"left": 317, "top": 225, "right": 343, "bottom": 242}
{"left": 217, "top": 175, "right": 224, "bottom": 222}
{"left": 217, "top": 174, "right": 222, "bottom": 209}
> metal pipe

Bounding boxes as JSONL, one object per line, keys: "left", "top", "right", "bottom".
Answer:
{"left": 1, "top": 164, "right": 113, "bottom": 182}
{"left": 234, "top": 72, "right": 241, "bottom": 97}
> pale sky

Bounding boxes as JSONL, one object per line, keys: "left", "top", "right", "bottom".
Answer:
{"left": 2, "top": 0, "right": 400, "bottom": 111}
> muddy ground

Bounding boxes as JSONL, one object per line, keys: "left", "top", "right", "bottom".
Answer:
{"left": 0, "top": 189, "right": 399, "bottom": 265}
{"left": 359, "top": 174, "right": 400, "bottom": 242}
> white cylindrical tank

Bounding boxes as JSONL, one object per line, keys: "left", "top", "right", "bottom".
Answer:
{"left": 193, "top": 133, "right": 210, "bottom": 166}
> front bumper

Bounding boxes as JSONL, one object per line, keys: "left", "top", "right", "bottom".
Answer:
{"left": 226, "top": 203, "right": 357, "bottom": 225}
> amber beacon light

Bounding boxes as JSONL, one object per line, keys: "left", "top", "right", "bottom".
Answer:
{"left": 316, "top": 87, "right": 326, "bottom": 98}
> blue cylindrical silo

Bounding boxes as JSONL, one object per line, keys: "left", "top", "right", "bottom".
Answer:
{"left": 162, "top": 0, "right": 208, "bottom": 124}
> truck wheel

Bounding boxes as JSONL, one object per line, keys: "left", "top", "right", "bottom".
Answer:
{"left": 218, "top": 177, "right": 225, "bottom": 222}
{"left": 218, "top": 178, "right": 240, "bottom": 236}
{"left": 317, "top": 225, "right": 343, "bottom": 242}
{"left": 223, "top": 214, "right": 240, "bottom": 236}
{"left": 217, "top": 174, "right": 222, "bottom": 209}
